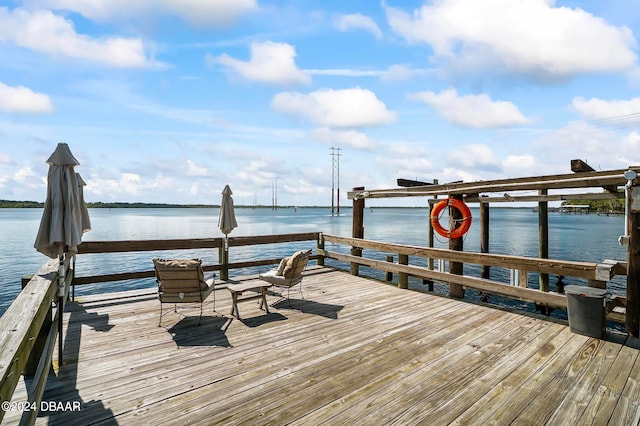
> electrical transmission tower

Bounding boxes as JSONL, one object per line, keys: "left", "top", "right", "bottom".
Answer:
{"left": 330, "top": 147, "right": 342, "bottom": 214}
{"left": 272, "top": 177, "right": 278, "bottom": 210}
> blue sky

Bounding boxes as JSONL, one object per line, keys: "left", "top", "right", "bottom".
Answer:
{"left": 1, "top": 0, "right": 640, "bottom": 207}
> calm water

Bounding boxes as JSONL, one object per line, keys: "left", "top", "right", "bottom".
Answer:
{"left": 0, "top": 207, "right": 628, "bottom": 317}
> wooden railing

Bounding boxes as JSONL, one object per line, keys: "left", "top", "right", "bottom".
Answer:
{"left": 1, "top": 230, "right": 627, "bottom": 424}
{"left": 74, "top": 232, "right": 322, "bottom": 285}
{"left": 0, "top": 257, "right": 72, "bottom": 425}
{"left": 1, "top": 232, "right": 320, "bottom": 424}
{"left": 320, "top": 234, "right": 625, "bottom": 313}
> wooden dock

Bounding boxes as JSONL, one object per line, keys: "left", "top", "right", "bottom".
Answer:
{"left": 6, "top": 266, "right": 640, "bottom": 425}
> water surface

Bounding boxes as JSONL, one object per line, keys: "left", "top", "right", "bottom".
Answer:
{"left": 0, "top": 207, "right": 628, "bottom": 316}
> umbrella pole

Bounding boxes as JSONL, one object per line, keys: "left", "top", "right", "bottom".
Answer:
{"left": 57, "top": 253, "right": 65, "bottom": 366}
{"left": 221, "top": 236, "right": 229, "bottom": 281}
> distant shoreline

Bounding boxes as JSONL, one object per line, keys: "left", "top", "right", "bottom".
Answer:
{"left": 0, "top": 199, "right": 545, "bottom": 210}
{"left": 0, "top": 199, "right": 336, "bottom": 209}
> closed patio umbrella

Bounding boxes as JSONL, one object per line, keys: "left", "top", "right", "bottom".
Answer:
{"left": 34, "top": 143, "right": 84, "bottom": 259}
{"left": 33, "top": 142, "right": 89, "bottom": 365}
{"left": 218, "top": 184, "right": 238, "bottom": 237}
{"left": 218, "top": 185, "right": 237, "bottom": 279}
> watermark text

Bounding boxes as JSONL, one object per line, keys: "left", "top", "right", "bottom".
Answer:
{"left": 2, "top": 400, "right": 81, "bottom": 412}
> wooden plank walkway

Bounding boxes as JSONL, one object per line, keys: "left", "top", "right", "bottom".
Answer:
{"left": 6, "top": 266, "right": 640, "bottom": 425}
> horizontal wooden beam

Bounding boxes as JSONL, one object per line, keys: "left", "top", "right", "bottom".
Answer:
{"left": 72, "top": 257, "right": 321, "bottom": 286}
{"left": 228, "top": 233, "right": 320, "bottom": 247}
{"left": 78, "top": 238, "right": 223, "bottom": 254}
{"left": 322, "top": 234, "right": 621, "bottom": 281}
{"left": 465, "top": 191, "right": 624, "bottom": 204}
{"left": 571, "top": 159, "right": 619, "bottom": 194}
{"left": 320, "top": 249, "right": 567, "bottom": 308}
{"left": 397, "top": 178, "right": 434, "bottom": 187}
{"left": 78, "top": 233, "right": 321, "bottom": 254}
{"left": 348, "top": 167, "right": 639, "bottom": 200}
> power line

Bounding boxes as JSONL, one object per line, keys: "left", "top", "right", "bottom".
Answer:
{"left": 570, "top": 111, "right": 640, "bottom": 130}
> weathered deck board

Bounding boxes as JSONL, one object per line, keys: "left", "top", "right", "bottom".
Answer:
{"left": 6, "top": 266, "right": 640, "bottom": 425}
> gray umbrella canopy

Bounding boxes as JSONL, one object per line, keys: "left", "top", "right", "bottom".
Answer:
{"left": 34, "top": 143, "right": 87, "bottom": 258}
{"left": 218, "top": 184, "right": 238, "bottom": 236}
{"left": 76, "top": 173, "right": 92, "bottom": 234}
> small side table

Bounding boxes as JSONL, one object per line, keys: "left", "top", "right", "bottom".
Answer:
{"left": 226, "top": 282, "right": 271, "bottom": 319}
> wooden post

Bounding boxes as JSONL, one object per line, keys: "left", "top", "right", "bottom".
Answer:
{"left": 449, "top": 195, "right": 464, "bottom": 298}
{"left": 539, "top": 189, "right": 549, "bottom": 291}
{"left": 480, "top": 201, "right": 490, "bottom": 279}
{"left": 351, "top": 187, "right": 365, "bottom": 276}
{"left": 219, "top": 246, "right": 229, "bottom": 281}
{"left": 426, "top": 187, "right": 438, "bottom": 291}
{"left": 398, "top": 254, "right": 408, "bottom": 289}
{"left": 317, "top": 234, "right": 325, "bottom": 266}
{"left": 386, "top": 255, "right": 394, "bottom": 281}
{"left": 627, "top": 184, "right": 640, "bottom": 337}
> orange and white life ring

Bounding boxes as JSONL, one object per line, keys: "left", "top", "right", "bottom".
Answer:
{"left": 430, "top": 198, "right": 472, "bottom": 239}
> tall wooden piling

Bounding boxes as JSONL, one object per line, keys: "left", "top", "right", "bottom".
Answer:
{"left": 351, "top": 187, "right": 365, "bottom": 276}
{"left": 627, "top": 184, "right": 640, "bottom": 337}
{"left": 479, "top": 201, "right": 490, "bottom": 279}
{"left": 426, "top": 194, "right": 437, "bottom": 291}
{"left": 539, "top": 189, "right": 549, "bottom": 291}
{"left": 449, "top": 195, "right": 464, "bottom": 299}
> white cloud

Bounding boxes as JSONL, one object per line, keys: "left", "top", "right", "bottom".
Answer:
{"left": 385, "top": 0, "right": 638, "bottom": 80}
{"left": 234, "top": 159, "right": 279, "bottom": 188}
{"left": 214, "top": 42, "right": 311, "bottom": 86}
{"left": 309, "top": 127, "right": 374, "bottom": 150}
{"left": 305, "top": 69, "right": 382, "bottom": 77}
{"left": 334, "top": 13, "right": 382, "bottom": 39}
{"left": 24, "top": 0, "right": 258, "bottom": 27}
{"left": 0, "top": 153, "right": 14, "bottom": 165}
{"left": 119, "top": 173, "right": 142, "bottom": 195}
{"left": 0, "top": 82, "right": 53, "bottom": 113}
{"left": 380, "top": 65, "right": 432, "bottom": 81}
{"left": 503, "top": 154, "right": 535, "bottom": 170}
{"left": 283, "top": 179, "right": 326, "bottom": 196}
{"left": 410, "top": 88, "right": 530, "bottom": 128}
{"left": 85, "top": 172, "right": 173, "bottom": 198}
{"left": 186, "top": 160, "right": 208, "bottom": 177}
{"left": 271, "top": 87, "right": 396, "bottom": 128}
{"left": 0, "top": 7, "right": 153, "bottom": 68}
{"left": 14, "top": 167, "right": 37, "bottom": 183}
{"left": 573, "top": 96, "right": 640, "bottom": 128}
{"left": 447, "top": 144, "right": 500, "bottom": 171}
{"left": 373, "top": 142, "right": 434, "bottom": 182}
{"left": 440, "top": 167, "right": 476, "bottom": 184}
{"left": 532, "top": 122, "right": 618, "bottom": 172}
{"left": 619, "top": 132, "right": 640, "bottom": 164}
{"left": 379, "top": 155, "right": 434, "bottom": 179}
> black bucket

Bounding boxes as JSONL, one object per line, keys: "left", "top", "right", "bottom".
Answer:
{"left": 565, "top": 285, "right": 607, "bottom": 339}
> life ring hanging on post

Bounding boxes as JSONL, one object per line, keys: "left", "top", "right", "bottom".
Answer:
{"left": 430, "top": 198, "right": 472, "bottom": 239}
